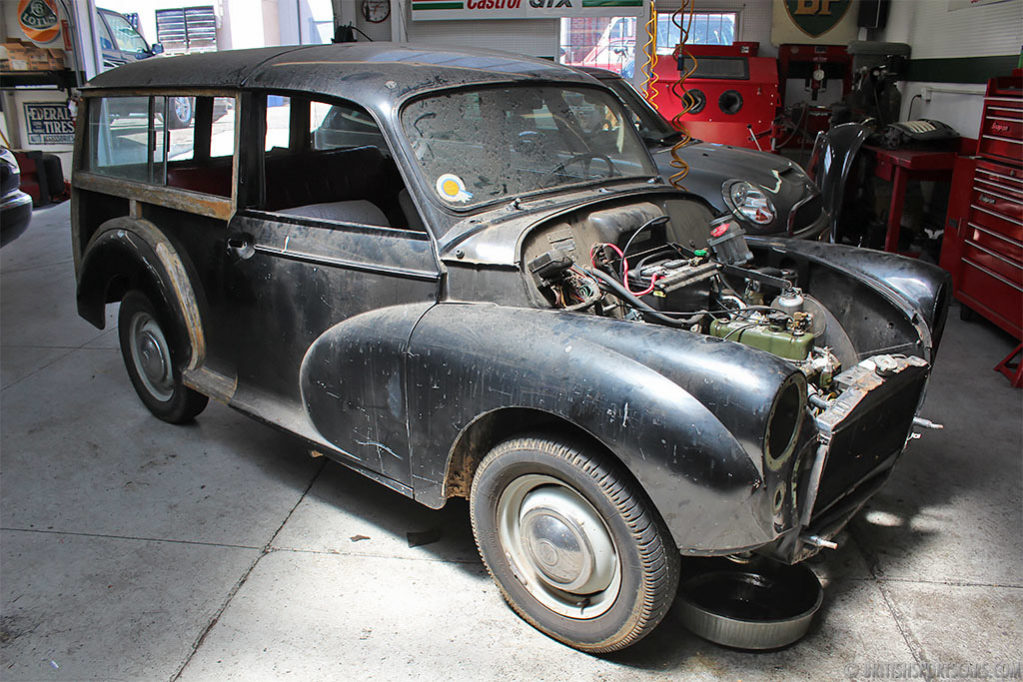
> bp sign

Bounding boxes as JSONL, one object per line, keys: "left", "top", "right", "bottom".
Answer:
{"left": 783, "top": 0, "right": 852, "bottom": 38}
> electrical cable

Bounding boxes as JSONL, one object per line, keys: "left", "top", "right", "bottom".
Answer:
{"left": 621, "top": 215, "right": 670, "bottom": 261}
{"left": 590, "top": 242, "right": 661, "bottom": 296}
{"left": 775, "top": 102, "right": 809, "bottom": 150}
{"left": 641, "top": 0, "right": 660, "bottom": 111}
{"left": 586, "top": 268, "right": 701, "bottom": 327}
{"left": 667, "top": 0, "right": 697, "bottom": 189}
{"left": 723, "top": 322, "right": 757, "bottom": 341}
{"left": 907, "top": 94, "right": 922, "bottom": 121}
{"left": 560, "top": 267, "right": 602, "bottom": 312}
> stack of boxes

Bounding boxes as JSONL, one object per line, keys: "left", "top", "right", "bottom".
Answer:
{"left": 0, "top": 40, "right": 65, "bottom": 72}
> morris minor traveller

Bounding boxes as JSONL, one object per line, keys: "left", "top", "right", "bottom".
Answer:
{"left": 72, "top": 43, "right": 949, "bottom": 652}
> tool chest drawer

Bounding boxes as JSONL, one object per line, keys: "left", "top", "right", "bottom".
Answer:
{"left": 979, "top": 98, "right": 1022, "bottom": 163}
{"left": 979, "top": 74, "right": 1023, "bottom": 165}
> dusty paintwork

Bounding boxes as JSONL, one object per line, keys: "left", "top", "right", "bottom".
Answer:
{"left": 72, "top": 44, "right": 949, "bottom": 614}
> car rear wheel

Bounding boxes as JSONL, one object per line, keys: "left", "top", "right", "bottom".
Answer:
{"left": 469, "top": 434, "right": 679, "bottom": 652}
{"left": 118, "top": 290, "right": 208, "bottom": 423}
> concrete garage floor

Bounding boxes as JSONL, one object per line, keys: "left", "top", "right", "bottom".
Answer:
{"left": 1, "top": 202, "right": 1020, "bottom": 681}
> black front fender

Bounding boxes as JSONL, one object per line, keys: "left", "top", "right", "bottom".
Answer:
{"left": 406, "top": 303, "right": 807, "bottom": 554}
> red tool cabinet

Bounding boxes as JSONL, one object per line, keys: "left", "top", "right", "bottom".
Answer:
{"left": 945, "top": 73, "right": 1023, "bottom": 341}
{"left": 942, "top": 72, "right": 1023, "bottom": 385}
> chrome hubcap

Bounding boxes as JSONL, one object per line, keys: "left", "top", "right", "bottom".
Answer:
{"left": 497, "top": 474, "right": 620, "bottom": 619}
{"left": 129, "top": 312, "right": 174, "bottom": 401}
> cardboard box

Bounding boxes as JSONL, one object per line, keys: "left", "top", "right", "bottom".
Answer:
{"left": 46, "top": 49, "right": 65, "bottom": 69}
{"left": 2, "top": 41, "right": 58, "bottom": 71}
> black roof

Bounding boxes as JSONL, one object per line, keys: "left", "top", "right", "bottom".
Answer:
{"left": 83, "top": 43, "right": 597, "bottom": 103}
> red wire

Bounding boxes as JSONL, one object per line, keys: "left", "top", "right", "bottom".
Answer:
{"left": 590, "top": 243, "right": 661, "bottom": 297}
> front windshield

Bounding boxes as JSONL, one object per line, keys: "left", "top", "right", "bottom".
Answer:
{"left": 602, "top": 78, "right": 679, "bottom": 143}
{"left": 401, "top": 85, "right": 657, "bottom": 209}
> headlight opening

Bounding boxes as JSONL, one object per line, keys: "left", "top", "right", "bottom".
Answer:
{"left": 765, "top": 374, "right": 806, "bottom": 469}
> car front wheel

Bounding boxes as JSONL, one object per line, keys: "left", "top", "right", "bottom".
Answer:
{"left": 469, "top": 434, "right": 679, "bottom": 652}
{"left": 118, "top": 290, "right": 208, "bottom": 424}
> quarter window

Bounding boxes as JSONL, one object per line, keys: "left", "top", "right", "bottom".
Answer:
{"left": 266, "top": 96, "right": 291, "bottom": 151}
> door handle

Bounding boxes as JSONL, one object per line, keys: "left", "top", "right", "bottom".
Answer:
{"left": 226, "top": 233, "right": 255, "bottom": 260}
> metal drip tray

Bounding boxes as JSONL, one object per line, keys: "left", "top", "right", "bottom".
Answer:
{"left": 678, "top": 558, "right": 823, "bottom": 650}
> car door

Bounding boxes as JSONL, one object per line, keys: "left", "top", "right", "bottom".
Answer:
{"left": 97, "top": 11, "right": 148, "bottom": 68}
{"left": 223, "top": 92, "right": 440, "bottom": 487}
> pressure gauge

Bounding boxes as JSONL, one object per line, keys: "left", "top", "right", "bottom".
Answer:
{"left": 361, "top": 0, "right": 390, "bottom": 23}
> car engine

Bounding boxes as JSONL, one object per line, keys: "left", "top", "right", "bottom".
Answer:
{"left": 526, "top": 211, "right": 847, "bottom": 405}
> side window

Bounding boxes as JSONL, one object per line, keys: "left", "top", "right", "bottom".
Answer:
{"left": 211, "top": 97, "right": 236, "bottom": 158}
{"left": 165, "top": 96, "right": 235, "bottom": 197}
{"left": 311, "top": 101, "right": 387, "bottom": 152}
{"left": 266, "top": 95, "right": 290, "bottom": 151}
{"left": 103, "top": 11, "right": 149, "bottom": 53}
{"left": 165, "top": 96, "right": 235, "bottom": 162}
{"left": 260, "top": 93, "right": 422, "bottom": 231}
{"left": 97, "top": 19, "right": 115, "bottom": 52}
{"left": 87, "top": 96, "right": 155, "bottom": 181}
{"left": 87, "top": 94, "right": 236, "bottom": 198}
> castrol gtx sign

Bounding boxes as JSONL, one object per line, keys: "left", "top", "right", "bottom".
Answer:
{"left": 412, "top": 0, "right": 640, "bottom": 21}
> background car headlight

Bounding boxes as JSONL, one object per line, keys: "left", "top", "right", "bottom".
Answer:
{"left": 726, "top": 181, "right": 776, "bottom": 225}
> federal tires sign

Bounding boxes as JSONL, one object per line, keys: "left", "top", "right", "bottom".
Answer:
{"left": 23, "top": 102, "right": 74, "bottom": 145}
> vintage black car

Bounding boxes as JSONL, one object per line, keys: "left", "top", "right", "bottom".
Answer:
{"left": 1, "top": 146, "right": 33, "bottom": 247}
{"left": 579, "top": 67, "right": 828, "bottom": 240}
{"left": 71, "top": 43, "right": 948, "bottom": 653}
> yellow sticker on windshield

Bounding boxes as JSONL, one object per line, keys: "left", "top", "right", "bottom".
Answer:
{"left": 436, "top": 173, "right": 472, "bottom": 203}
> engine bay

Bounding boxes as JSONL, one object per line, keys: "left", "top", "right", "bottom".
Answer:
{"left": 523, "top": 200, "right": 860, "bottom": 405}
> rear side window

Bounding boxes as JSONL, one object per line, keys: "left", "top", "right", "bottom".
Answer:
{"left": 87, "top": 96, "right": 159, "bottom": 182}
{"left": 86, "top": 94, "right": 235, "bottom": 198}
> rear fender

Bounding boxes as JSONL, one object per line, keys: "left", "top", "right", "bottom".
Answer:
{"left": 76, "top": 217, "right": 205, "bottom": 370}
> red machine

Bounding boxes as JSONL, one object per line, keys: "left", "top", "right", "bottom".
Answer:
{"left": 773, "top": 44, "right": 853, "bottom": 151}
{"left": 647, "top": 41, "right": 779, "bottom": 150}
{"left": 777, "top": 44, "right": 852, "bottom": 105}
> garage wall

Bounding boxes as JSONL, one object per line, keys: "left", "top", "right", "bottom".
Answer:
{"left": 878, "top": 0, "right": 1022, "bottom": 138}
{"left": 882, "top": 0, "right": 1021, "bottom": 59}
